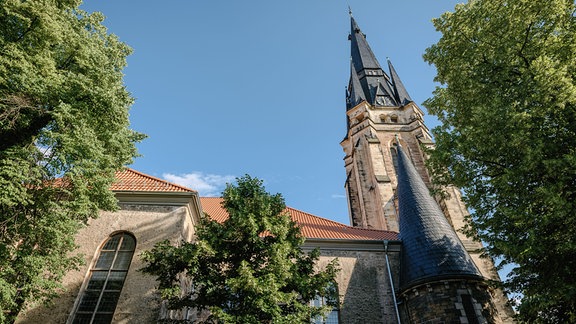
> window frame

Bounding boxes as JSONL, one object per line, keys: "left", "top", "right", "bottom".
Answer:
{"left": 68, "top": 231, "right": 136, "bottom": 324}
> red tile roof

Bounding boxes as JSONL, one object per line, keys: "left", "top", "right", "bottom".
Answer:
{"left": 200, "top": 197, "right": 398, "bottom": 241}
{"left": 109, "top": 169, "right": 397, "bottom": 241}
{"left": 111, "top": 168, "right": 196, "bottom": 193}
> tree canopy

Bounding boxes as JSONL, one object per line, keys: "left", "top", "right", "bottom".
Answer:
{"left": 423, "top": 0, "right": 576, "bottom": 321}
{"left": 0, "top": 0, "right": 143, "bottom": 321}
{"left": 142, "top": 175, "right": 339, "bottom": 324}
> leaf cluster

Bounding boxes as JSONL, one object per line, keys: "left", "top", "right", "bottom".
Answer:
{"left": 423, "top": 0, "right": 576, "bottom": 322}
{"left": 0, "top": 0, "right": 143, "bottom": 321}
{"left": 142, "top": 175, "right": 339, "bottom": 323}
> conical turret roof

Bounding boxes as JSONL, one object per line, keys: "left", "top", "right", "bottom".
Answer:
{"left": 395, "top": 143, "right": 482, "bottom": 290}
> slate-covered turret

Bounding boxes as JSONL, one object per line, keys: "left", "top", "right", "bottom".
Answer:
{"left": 395, "top": 141, "right": 483, "bottom": 290}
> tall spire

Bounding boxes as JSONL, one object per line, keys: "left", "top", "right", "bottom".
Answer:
{"left": 347, "top": 17, "right": 400, "bottom": 109}
{"left": 349, "top": 17, "right": 382, "bottom": 73}
{"left": 395, "top": 142, "right": 482, "bottom": 290}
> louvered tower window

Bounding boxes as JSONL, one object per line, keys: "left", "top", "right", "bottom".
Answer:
{"left": 72, "top": 232, "right": 136, "bottom": 324}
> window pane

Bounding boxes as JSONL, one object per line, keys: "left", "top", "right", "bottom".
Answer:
{"left": 87, "top": 271, "right": 108, "bottom": 290}
{"left": 105, "top": 272, "right": 126, "bottom": 290}
{"left": 72, "top": 313, "right": 93, "bottom": 324}
{"left": 102, "top": 236, "right": 120, "bottom": 250}
{"left": 112, "top": 252, "right": 132, "bottom": 270}
{"left": 77, "top": 291, "right": 100, "bottom": 312}
{"left": 97, "top": 291, "right": 121, "bottom": 312}
{"left": 119, "top": 235, "right": 135, "bottom": 251}
{"left": 326, "top": 310, "right": 339, "bottom": 324}
{"left": 95, "top": 252, "right": 115, "bottom": 269}
{"left": 72, "top": 233, "right": 136, "bottom": 323}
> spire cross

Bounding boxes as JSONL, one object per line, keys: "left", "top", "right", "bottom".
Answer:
{"left": 348, "top": 6, "right": 353, "bottom": 17}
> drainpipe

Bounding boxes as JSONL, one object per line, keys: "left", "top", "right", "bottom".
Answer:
{"left": 384, "top": 240, "right": 402, "bottom": 324}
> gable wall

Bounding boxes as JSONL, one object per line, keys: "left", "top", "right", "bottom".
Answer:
{"left": 16, "top": 203, "right": 196, "bottom": 324}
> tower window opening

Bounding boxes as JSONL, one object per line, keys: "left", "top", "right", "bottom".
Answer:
{"left": 461, "top": 294, "right": 480, "bottom": 324}
{"left": 390, "top": 115, "right": 398, "bottom": 123}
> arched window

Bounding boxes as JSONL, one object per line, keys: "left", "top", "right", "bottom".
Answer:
{"left": 71, "top": 232, "right": 136, "bottom": 324}
{"left": 310, "top": 282, "right": 339, "bottom": 324}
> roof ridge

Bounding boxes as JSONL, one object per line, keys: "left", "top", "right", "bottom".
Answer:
{"left": 199, "top": 197, "right": 398, "bottom": 241}
{"left": 201, "top": 198, "right": 398, "bottom": 235}
{"left": 285, "top": 206, "right": 399, "bottom": 235}
{"left": 116, "top": 168, "right": 197, "bottom": 193}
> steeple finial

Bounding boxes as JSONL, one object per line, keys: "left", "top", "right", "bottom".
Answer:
{"left": 348, "top": 6, "right": 353, "bottom": 17}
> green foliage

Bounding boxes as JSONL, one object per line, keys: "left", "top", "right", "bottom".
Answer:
{"left": 423, "top": 0, "right": 576, "bottom": 322}
{"left": 0, "top": 0, "right": 143, "bottom": 321}
{"left": 142, "top": 175, "right": 339, "bottom": 323}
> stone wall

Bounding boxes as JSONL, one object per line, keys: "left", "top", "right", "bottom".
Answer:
{"left": 16, "top": 203, "right": 195, "bottom": 324}
{"left": 399, "top": 280, "right": 513, "bottom": 324}
{"left": 310, "top": 240, "right": 402, "bottom": 323}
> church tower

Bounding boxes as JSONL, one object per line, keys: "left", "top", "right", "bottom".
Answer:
{"left": 342, "top": 16, "right": 433, "bottom": 232}
{"left": 342, "top": 15, "right": 515, "bottom": 323}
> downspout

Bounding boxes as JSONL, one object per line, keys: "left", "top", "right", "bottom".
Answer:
{"left": 384, "top": 240, "right": 402, "bottom": 324}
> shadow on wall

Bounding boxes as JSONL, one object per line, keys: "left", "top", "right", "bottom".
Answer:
{"left": 337, "top": 250, "right": 400, "bottom": 324}
{"left": 16, "top": 205, "right": 192, "bottom": 323}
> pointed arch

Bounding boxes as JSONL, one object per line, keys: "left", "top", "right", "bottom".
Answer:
{"left": 70, "top": 232, "right": 136, "bottom": 324}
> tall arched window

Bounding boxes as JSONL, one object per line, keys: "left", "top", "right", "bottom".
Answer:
{"left": 71, "top": 232, "right": 136, "bottom": 324}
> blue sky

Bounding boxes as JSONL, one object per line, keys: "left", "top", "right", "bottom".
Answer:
{"left": 81, "top": 1, "right": 462, "bottom": 225}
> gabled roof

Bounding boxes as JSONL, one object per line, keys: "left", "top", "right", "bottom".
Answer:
{"left": 111, "top": 168, "right": 196, "bottom": 193}
{"left": 110, "top": 169, "right": 396, "bottom": 241}
{"left": 200, "top": 197, "right": 398, "bottom": 241}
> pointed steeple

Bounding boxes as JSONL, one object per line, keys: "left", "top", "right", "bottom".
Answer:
{"left": 395, "top": 141, "right": 482, "bottom": 290}
{"left": 388, "top": 59, "right": 413, "bottom": 106}
{"left": 347, "top": 16, "right": 397, "bottom": 109}
{"left": 349, "top": 17, "right": 382, "bottom": 73}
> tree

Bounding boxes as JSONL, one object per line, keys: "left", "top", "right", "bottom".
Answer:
{"left": 423, "top": 0, "right": 576, "bottom": 322}
{"left": 142, "top": 175, "right": 339, "bottom": 323}
{"left": 0, "top": 0, "right": 143, "bottom": 321}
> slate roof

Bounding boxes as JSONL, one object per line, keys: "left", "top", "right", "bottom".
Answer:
{"left": 111, "top": 168, "right": 196, "bottom": 193}
{"left": 395, "top": 144, "right": 482, "bottom": 290}
{"left": 387, "top": 60, "right": 413, "bottom": 106}
{"left": 346, "top": 17, "right": 412, "bottom": 110}
{"left": 200, "top": 197, "right": 398, "bottom": 241}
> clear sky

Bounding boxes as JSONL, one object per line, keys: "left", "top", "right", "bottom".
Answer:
{"left": 80, "top": 0, "right": 462, "bottom": 225}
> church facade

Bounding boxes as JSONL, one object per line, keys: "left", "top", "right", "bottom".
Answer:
{"left": 16, "top": 16, "right": 514, "bottom": 324}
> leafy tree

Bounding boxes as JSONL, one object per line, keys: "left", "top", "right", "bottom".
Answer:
{"left": 142, "top": 175, "right": 339, "bottom": 323}
{"left": 0, "top": 0, "right": 143, "bottom": 321}
{"left": 423, "top": 0, "right": 576, "bottom": 322}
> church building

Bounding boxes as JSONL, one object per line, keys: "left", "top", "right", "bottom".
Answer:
{"left": 16, "top": 16, "right": 514, "bottom": 324}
